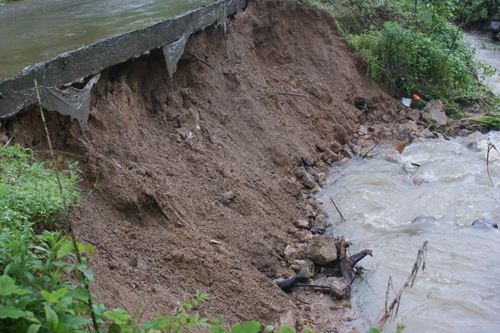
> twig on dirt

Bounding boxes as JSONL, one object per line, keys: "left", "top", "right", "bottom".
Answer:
{"left": 330, "top": 197, "right": 345, "bottom": 221}
{"left": 34, "top": 79, "right": 99, "bottom": 331}
{"left": 262, "top": 192, "right": 283, "bottom": 214}
{"left": 291, "top": 295, "right": 310, "bottom": 305}
{"left": 3, "top": 129, "right": 17, "bottom": 148}
{"left": 186, "top": 52, "right": 215, "bottom": 69}
{"left": 149, "top": 194, "right": 170, "bottom": 221}
{"left": 277, "top": 92, "right": 308, "bottom": 98}
{"left": 96, "top": 158, "right": 105, "bottom": 180}
{"left": 82, "top": 238, "right": 115, "bottom": 259}
{"left": 378, "top": 241, "right": 428, "bottom": 331}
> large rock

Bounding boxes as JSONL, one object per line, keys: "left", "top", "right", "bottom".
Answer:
{"left": 424, "top": 100, "right": 447, "bottom": 126}
{"left": 307, "top": 235, "right": 337, "bottom": 266}
{"left": 471, "top": 218, "right": 499, "bottom": 229}
{"left": 312, "top": 277, "right": 351, "bottom": 299}
{"left": 461, "top": 131, "right": 487, "bottom": 150}
{"left": 406, "top": 109, "right": 421, "bottom": 122}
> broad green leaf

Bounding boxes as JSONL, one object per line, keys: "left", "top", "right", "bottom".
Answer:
{"left": 72, "top": 285, "right": 89, "bottom": 302}
{"left": 141, "top": 318, "right": 167, "bottom": 330}
{"left": 210, "top": 327, "right": 227, "bottom": 333}
{"left": 40, "top": 290, "right": 59, "bottom": 304}
{"left": 14, "top": 288, "right": 32, "bottom": 295}
{"left": 59, "top": 314, "right": 92, "bottom": 329}
{"left": 27, "top": 324, "right": 42, "bottom": 333}
{"left": 76, "top": 264, "right": 94, "bottom": 281}
{"left": 45, "top": 303, "right": 59, "bottom": 330}
{"left": 104, "top": 309, "right": 130, "bottom": 325}
{"left": 0, "top": 305, "right": 27, "bottom": 319}
{"left": 108, "top": 323, "right": 122, "bottom": 333}
{"left": 57, "top": 241, "right": 73, "bottom": 259}
{"left": 231, "top": 321, "right": 261, "bottom": 333}
{"left": 0, "top": 275, "right": 17, "bottom": 296}
{"left": 368, "top": 328, "right": 381, "bottom": 333}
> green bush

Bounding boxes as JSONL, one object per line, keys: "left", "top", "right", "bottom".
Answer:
{"left": 451, "top": 0, "right": 500, "bottom": 25}
{"left": 347, "top": 21, "right": 477, "bottom": 99}
{"left": 0, "top": 145, "right": 80, "bottom": 235}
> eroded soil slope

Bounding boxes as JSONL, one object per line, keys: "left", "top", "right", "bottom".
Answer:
{"left": 2, "top": 0, "right": 404, "bottom": 331}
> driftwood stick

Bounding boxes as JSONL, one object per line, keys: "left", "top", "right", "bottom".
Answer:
{"left": 330, "top": 197, "right": 345, "bottom": 220}
{"left": 349, "top": 249, "right": 373, "bottom": 267}
{"left": 186, "top": 52, "right": 215, "bottom": 69}
{"left": 277, "top": 92, "right": 307, "bottom": 98}
{"left": 277, "top": 274, "right": 308, "bottom": 291}
{"left": 378, "top": 241, "right": 428, "bottom": 331}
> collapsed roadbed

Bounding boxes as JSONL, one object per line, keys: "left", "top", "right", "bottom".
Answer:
{"left": 0, "top": 0, "right": 427, "bottom": 331}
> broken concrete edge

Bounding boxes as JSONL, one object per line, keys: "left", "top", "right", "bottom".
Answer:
{"left": 0, "top": 0, "right": 247, "bottom": 122}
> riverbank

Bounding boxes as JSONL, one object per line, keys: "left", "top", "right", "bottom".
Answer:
{"left": 0, "top": 0, "right": 484, "bottom": 331}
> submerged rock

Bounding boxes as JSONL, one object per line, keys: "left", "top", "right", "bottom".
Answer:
{"left": 461, "top": 131, "right": 487, "bottom": 150}
{"left": 471, "top": 218, "right": 499, "bottom": 229}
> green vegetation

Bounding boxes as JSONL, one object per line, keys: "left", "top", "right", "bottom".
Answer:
{"left": 299, "top": 0, "right": 500, "bottom": 127}
{"left": 452, "top": 0, "right": 500, "bottom": 25}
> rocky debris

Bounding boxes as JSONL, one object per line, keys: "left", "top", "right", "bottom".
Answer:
{"left": 307, "top": 235, "right": 337, "bottom": 266}
{"left": 293, "top": 219, "right": 310, "bottom": 229}
{"left": 284, "top": 245, "right": 297, "bottom": 261}
{"left": 461, "top": 131, "right": 487, "bottom": 149}
{"left": 341, "top": 144, "right": 355, "bottom": 159}
{"left": 291, "top": 259, "right": 315, "bottom": 278}
{"left": 400, "top": 120, "right": 418, "bottom": 134}
{"left": 312, "top": 277, "right": 351, "bottom": 299}
{"left": 424, "top": 100, "right": 447, "bottom": 126}
{"left": 419, "top": 128, "right": 436, "bottom": 139}
{"left": 293, "top": 167, "right": 316, "bottom": 189}
{"left": 222, "top": 191, "right": 236, "bottom": 200}
{"left": 357, "top": 125, "right": 368, "bottom": 136}
{"left": 406, "top": 109, "right": 421, "bottom": 122}
{"left": 311, "top": 226, "right": 326, "bottom": 235}
{"left": 471, "top": 218, "right": 499, "bottom": 229}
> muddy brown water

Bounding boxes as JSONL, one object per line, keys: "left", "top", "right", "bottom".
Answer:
{"left": 318, "top": 134, "right": 500, "bottom": 332}
{"left": 0, "top": 0, "right": 211, "bottom": 82}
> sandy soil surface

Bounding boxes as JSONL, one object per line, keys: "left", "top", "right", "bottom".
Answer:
{"left": 0, "top": 1, "right": 477, "bottom": 331}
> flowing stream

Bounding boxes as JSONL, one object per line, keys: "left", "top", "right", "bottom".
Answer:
{"left": 0, "top": 0, "right": 212, "bottom": 82}
{"left": 317, "top": 134, "right": 500, "bottom": 332}
{"left": 464, "top": 31, "right": 500, "bottom": 94}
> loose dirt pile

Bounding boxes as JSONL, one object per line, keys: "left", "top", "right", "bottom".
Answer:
{"left": 1, "top": 0, "right": 466, "bottom": 331}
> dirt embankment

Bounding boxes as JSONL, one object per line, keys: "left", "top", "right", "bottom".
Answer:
{"left": 1, "top": 0, "right": 422, "bottom": 331}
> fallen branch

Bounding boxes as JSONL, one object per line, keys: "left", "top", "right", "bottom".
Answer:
{"left": 83, "top": 238, "right": 115, "bottom": 259}
{"left": 277, "top": 92, "right": 307, "bottom": 98}
{"left": 330, "top": 197, "right": 345, "bottom": 221}
{"left": 186, "top": 52, "right": 215, "bottom": 69}
{"left": 378, "top": 241, "right": 428, "bottom": 331}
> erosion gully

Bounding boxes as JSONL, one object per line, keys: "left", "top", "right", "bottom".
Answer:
{"left": 317, "top": 34, "right": 500, "bottom": 333}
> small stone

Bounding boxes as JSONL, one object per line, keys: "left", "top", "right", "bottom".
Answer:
{"left": 312, "top": 277, "right": 351, "bottom": 298}
{"left": 400, "top": 120, "right": 418, "bottom": 133}
{"left": 325, "top": 148, "right": 339, "bottom": 162}
{"left": 341, "top": 144, "right": 355, "bottom": 158}
{"left": 307, "top": 235, "right": 337, "bottom": 266}
{"left": 294, "top": 220, "right": 310, "bottom": 229}
{"left": 0, "top": 132, "right": 8, "bottom": 145}
{"left": 284, "top": 245, "right": 297, "bottom": 261}
{"left": 222, "top": 191, "right": 236, "bottom": 200}
{"left": 406, "top": 109, "right": 421, "bottom": 122}
{"left": 419, "top": 128, "right": 436, "bottom": 139}
{"left": 290, "top": 264, "right": 300, "bottom": 271}
{"left": 357, "top": 125, "right": 368, "bottom": 136}
{"left": 424, "top": 100, "right": 447, "bottom": 126}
